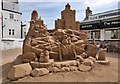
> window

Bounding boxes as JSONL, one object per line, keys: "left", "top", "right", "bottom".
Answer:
{"left": 93, "top": 16, "right": 97, "bottom": 19}
{"left": 10, "top": 14, "right": 14, "bottom": 19}
{"left": 118, "top": 30, "right": 120, "bottom": 39}
{"left": 105, "top": 29, "right": 119, "bottom": 39}
{"left": 9, "top": 29, "right": 11, "bottom": 35}
{"left": 89, "top": 30, "right": 100, "bottom": 39}
{"left": 89, "top": 17, "right": 92, "bottom": 20}
{"left": 12, "top": 29, "right": 15, "bottom": 35}
{"left": 9, "top": 29, "right": 15, "bottom": 35}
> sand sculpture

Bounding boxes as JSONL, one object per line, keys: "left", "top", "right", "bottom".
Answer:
{"left": 7, "top": 10, "right": 109, "bottom": 81}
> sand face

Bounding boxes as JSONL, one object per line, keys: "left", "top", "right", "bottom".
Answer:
{"left": 0, "top": 48, "right": 118, "bottom": 83}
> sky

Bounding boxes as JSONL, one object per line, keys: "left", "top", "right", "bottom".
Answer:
{"left": 19, "top": 0, "right": 119, "bottom": 29}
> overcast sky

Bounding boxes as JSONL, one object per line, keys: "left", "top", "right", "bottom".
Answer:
{"left": 19, "top": 0, "right": 119, "bottom": 29}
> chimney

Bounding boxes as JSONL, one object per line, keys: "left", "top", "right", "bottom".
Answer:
{"left": 86, "top": 7, "right": 92, "bottom": 18}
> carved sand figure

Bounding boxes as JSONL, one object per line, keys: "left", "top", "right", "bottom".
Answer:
{"left": 7, "top": 4, "right": 109, "bottom": 81}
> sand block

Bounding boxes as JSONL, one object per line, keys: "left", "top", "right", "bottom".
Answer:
{"left": 69, "top": 66, "right": 78, "bottom": 71}
{"left": 61, "top": 67, "right": 70, "bottom": 72}
{"left": 8, "top": 63, "right": 32, "bottom": 80}
{"left": 54, "top": 63, "right": 62, "bottom": 69}
{"left": 88, "top": 56, "right": 96, "bottom": 62}
{"left": 76, "top": 55, "right": 84, "bottom": 62}
{"left": 31, "top": 68, "right": 49, "bottom": 77}
{"left": 54, "top": 60, "right": 78, "bottom": 68}
{"left": 39, "top": 59, "right": 54, "bottom": 68}
{"left": 78, "top": 64, "right": 91, "bottom": 72}
{"left": 51, "top": 67, "right": 60, "bottom": 73}
{"left": 98, "top": 49, "right": 106, "bottom": 60}
{"left": 96, "top": 60, "right": 110, "bottom": 65}
{"left": 83, "top": 58, "right": 94, "bottom": 66}
{"left": 86, "top": 44, "right": 97, "bottom": 58}
{"left": 30, "top": 61, "right": 40, "bottom": 69}
{"left": 22, "top": 52, "right": 36, "bottom": 63}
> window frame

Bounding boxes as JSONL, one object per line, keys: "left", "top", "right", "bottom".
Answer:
{"left": 9, "top": 29, "right": 11, "bottom": 35}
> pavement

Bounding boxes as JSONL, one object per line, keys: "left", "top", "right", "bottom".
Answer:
{"left": 0, "top": 48, "right": 22, "bottom": 66}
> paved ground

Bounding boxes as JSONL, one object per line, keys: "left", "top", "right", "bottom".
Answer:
{"left": 0, "top": 48, "right": 22, "bottom": 65}
{"left": 0, "top": 48, "right": 119, "bottom": 83}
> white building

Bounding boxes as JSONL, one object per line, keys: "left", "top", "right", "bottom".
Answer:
{"left": 80, "top": 7, "right": 120, "bottom": 52}
{"left": 1, "top": 0, "right": 26, "bottom": 50}
{"left": 0, "top": 1, "right": 2, "bottom": 50}
{"left": 2, "top": 0, "right": 22, "bottom": 38}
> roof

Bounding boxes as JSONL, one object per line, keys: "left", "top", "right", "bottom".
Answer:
{"left": 2, "top": 0, "right": 19, "bottom": 4}
{"left": 90, "top": 9, "right": 120, "bottom": 16}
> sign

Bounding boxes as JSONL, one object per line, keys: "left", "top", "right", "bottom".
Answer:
{"left": 80, "top": 19, "right": 120, "bottom": 30}
{"left": 80, "top": 22, "right": 101, "bottom": 30}
{"left": 101, "top": 20, "right": 120, "bottom": 28}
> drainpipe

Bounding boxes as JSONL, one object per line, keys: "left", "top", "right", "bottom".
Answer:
{"left": 21, "top": 21, "right": 22, "bottom": 39}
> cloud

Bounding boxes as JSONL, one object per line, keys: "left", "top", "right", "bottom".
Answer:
{"left": 19, "top": 0, "right": 82, "bottom": 2}
{"left": 83, "top": 1, "right": 90, "bottom": 7}
{"left": 89, "top": 0, "right": 119, "bottom": 8}
{"left": 20, "top": 1, "right": 119, "bottom": 29}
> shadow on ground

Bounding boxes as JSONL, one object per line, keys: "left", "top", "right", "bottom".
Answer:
{"left": 1, "top": 62, "right": 14, "bottom": 84}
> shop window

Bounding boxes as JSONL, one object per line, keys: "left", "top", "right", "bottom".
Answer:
{"left": 90, "top": 30, "right": 100, "bottom": 39}
{"left": 118, "top": 30, "right": 120, "bottom": 39}
{"left": 93, "top": 16, "right": 97, "bottom": 19}
{"left": 89, "top": 17, "right": 92, "bottom": 20}
{"left": 111, "top": 30, "right": 118, "bottom": 39}
{"left": 105, "top": 29, "right": 119, "bottom": 39}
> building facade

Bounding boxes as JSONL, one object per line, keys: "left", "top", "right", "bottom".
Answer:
{"left": 1, "top": 0, "right": 26, "bottom": 50}
{"left": 1, "top": 0, "right": 22, "bottom": 38}
{"left": 0, "top": 1, "right": 2, "bottom": 50}
{"left": 80, "top": 7, "right": 120, "bottom": 52}
{"left": 55, "top": 3, "right": 80, "bottom": 30}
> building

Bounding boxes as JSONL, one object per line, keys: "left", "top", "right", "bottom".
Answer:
{"left": 1, "top": 0, "right": 22, "bottom": 38}
{"left": 1, "top": 0, "right": 26, "bottom": 50}
{"left": 55, "top": 3, "right": 80, "bottom": 30}
{"left": 80, "top": 7, "right": 120, "bottom": 52}
{"left": 0, "top": 1, "right": 2, "bottom": 50}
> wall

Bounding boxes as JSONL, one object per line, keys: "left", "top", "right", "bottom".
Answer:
{"left": 3, "top": 0, "right": 19, "bottom": 12}
{"left": 0, "top": 2, "right": 2, "bottom": 51}
{"left": 2, "top": 10, "right": 21, "bottom": 38}
{"left": 1, "top": 39, "right": 23, "bottom": 50}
